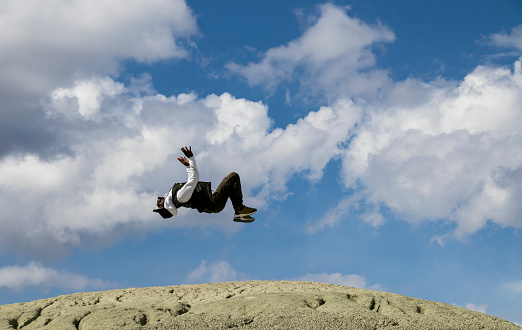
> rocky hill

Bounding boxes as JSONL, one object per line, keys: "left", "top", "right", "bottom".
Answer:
{"left": 0, "top": 281, "right": 519, "bottom": 329}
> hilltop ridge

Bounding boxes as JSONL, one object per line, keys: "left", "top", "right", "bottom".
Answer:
{"left": 0, "top": 280, "right": 519, "bottom": 329}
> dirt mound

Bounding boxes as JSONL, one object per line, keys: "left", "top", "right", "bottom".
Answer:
{"left": 0, "top": 281, "right": 518, "bottom": 329}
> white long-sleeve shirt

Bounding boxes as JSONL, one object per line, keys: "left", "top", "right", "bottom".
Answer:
{"left": 164, "top": 156, "right": 199, "bottom": 216}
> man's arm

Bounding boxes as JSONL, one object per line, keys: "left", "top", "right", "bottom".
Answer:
{"left": 176, "top": 146, "right": 199, "bottom": 203}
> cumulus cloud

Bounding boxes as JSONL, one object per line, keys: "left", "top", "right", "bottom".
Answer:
{"left": 2, "top": 0, "right": 521, "bottom": 262}
{"left": 489, "top": 25, "right": 522, "bottom": 52}
{"left": 2, "top": 55, "right": 521, "bottom": 260}
{"left": 451, "top": 302, "right": 488, "bottom": 314}
{"left": 185, "top": 261, "right": 248, "bottom": 284}
{"left": 294, "top": 272, "right": 381, "bottom": 290}
{"left": 51, "top": 77, "right": 126, "bottom": 119}
{"left": 0, "top": 262, "right": 112, "bottom": 291}
{"left": 185, "top": 264, "right": 381, "bottom": 290}
{"left": 0, "top": 0, "right": 197, "bottom": 157}
{"left": 227, "top": 3, "right": 395, "bottom": 98}
{"left": 0, "top": 0, "right": 196, "bottom": 91}
{"left": 465, "top": 303, "right": 488, "bottom": 314}
{"left": 310, "top": 59, "right": 522, "bottom": 240}
{"left": 0, "top": 76, "right": 362, "bottom": 258}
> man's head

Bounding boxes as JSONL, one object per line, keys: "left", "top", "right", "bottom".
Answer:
{"left": 153, "top": 196, "right": 172, "bottom": 218}
{"left": 156, "top": 197, "right": 165, "bottom": 209}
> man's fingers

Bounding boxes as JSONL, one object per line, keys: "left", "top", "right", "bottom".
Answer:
{"left": 177, "top": 156, "right": 189, "bottom": 166}
{"left": 180, "top": 146, "right": 193, "bottom": 158}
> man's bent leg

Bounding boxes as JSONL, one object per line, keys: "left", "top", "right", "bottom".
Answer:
{"left": 209, "top": 172, "right": 243, "bottom": 213}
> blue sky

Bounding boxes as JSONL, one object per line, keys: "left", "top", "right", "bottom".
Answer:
{"left": 0, "top": 0, "right": 521, "bottom": 325}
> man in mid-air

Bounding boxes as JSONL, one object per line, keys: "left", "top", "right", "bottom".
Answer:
{"left": 153, "top": 146, "right": 257, "bottom": 223}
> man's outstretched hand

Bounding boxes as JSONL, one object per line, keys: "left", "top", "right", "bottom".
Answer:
{"left": 181, "top": 146, "right": 193, "bottom": 158}
{"left": 177, "top": 146, "right": 193, "bottom": 166}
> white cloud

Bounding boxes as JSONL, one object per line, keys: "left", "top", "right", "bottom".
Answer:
{"left": 2, "top": 1, "right": 521, "bottom": 261}
{"left": 311, "top": 59, "right": 522, "bottom": 240}
{"left": 0, "top": 262, "right": 111, "bottom": 291}
{"left": 503, "top": 281, "right": 522, "bottom": 294}
{"left": 294, "top": 272, "right": 382, "bottom": 291}
{"left": 0, "top": 0, "right": 198, "bottom": 157}
{"left": 0, "top": 78, "right": 362, "bottom": 257}
{"left": 205, "top": 93, "right": 272, "bottom": 150}
{"left": 0, "top": 0, "right": 197, "bottom": 96}
{"left": 2, "top": 58, "right": 521, "bottom": 257}
{"left": 51, "top": 77, "right": 125, "bottom": 118}
{"left": 185, "top": 261, "right": 248, "bottom": 284}
{"left": 451, "top": 302, "right": 488, "bottom": 315}
{"left": 307, "top": 193, "right": 362, "bottom": 234}
{"left": 465, "top": 303, "right": 488, "bottom": 314}
{"left": 452, "top": 302, "right": 489, "bottom": 314}
{"left": 489, "top": 25, "right": 522, "bottom": 52}
{"left": 227, "top": 3, "right": 394, "bottom": 98}
{"left": 185, "top": 264, "right": 381, "bottom": 291}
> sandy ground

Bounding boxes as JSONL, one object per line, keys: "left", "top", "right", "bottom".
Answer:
{"left": 0, "top": 280, "right": 519, "bottom": 329}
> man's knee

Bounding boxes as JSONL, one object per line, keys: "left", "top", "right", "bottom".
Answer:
{"left": 228, "top": 172, "right": 239, "bottom": 181}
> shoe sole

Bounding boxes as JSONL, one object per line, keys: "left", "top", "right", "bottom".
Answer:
{"left": 236, "top": 209, "right": 257, "bottom": 217}
{"left": 233, "top": 214, "right": 255, "bottom": 223}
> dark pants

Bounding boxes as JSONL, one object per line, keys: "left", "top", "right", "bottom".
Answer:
{"left": 207, "top": 172, "right": 243, "bottom": 213}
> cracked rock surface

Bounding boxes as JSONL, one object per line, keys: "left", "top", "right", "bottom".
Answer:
{"left": 0, "top": 281, "right": 519, "bottom": 329}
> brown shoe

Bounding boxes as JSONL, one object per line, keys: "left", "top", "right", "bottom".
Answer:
{"left": 235, "top": 205, "right": 257, "bottom": 216}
